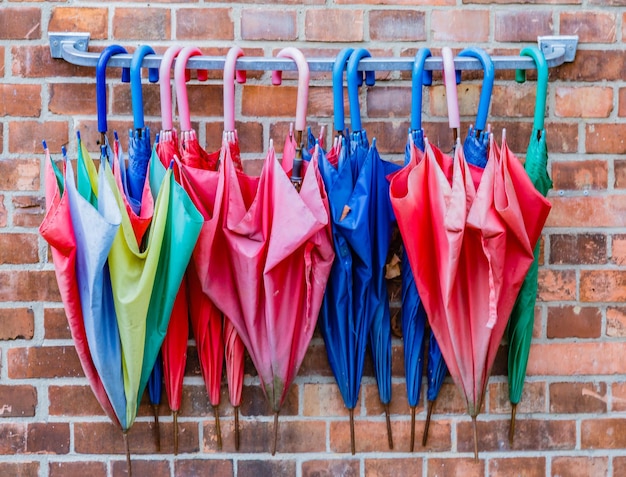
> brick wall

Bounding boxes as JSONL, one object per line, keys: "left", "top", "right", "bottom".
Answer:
{"left": 1, "top": 1, "right": 624, "bottom": 476}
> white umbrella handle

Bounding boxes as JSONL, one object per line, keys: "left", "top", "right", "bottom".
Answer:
{"left": 224, "top": 46, "right": 247, "bottom": 133}
{"left": 442, "top": 47, "right": 460, "bottom": 131}
{"left": 159, "top": 46, "right": 183, "bottom": 132}
{"left": 271, "top": 47, "right": 310, "bottom": 133}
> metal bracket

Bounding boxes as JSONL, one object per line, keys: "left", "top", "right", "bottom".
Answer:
{"left": 538, "top": 35, "right": 579, "bottom": 64}
{"left": 49, "top": 32, "right": 90, "bottom": 59}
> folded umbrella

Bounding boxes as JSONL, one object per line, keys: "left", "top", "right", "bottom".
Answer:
{"left": 508, "top": 46, "right": 553, "bottom": 444}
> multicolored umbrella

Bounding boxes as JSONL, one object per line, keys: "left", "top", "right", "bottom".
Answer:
{"left": 508, "top": 46, "right": 553, "bottom": 444}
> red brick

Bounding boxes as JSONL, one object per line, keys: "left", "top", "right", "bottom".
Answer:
{"left": 49, "top": 7, "right": 108, "bottom": 40}
{"left": 551, "top": 160, "right": 607, "bottom": 190}
{"left": 545, "top": 196, "right": 626, "bottom": 228}
{"left": 238, "top": 460, "right": 296, "bottom": 477}
{"left": 13, "top": 45, "right": 93, "bottom": 79}
{"left": 427, "top": 458, "right": 484, "bottom": 477}
{"left": 607, "top": 307, "right": 626, "bottom": 337}
{"left": 613, "top": 234, "right": 626, "bottom": 265}
{"left": 240, "top": 383, "right": 298, "bottom": 417}
{"left": 549, "top": 233, "right": 607, "bottom": 264}
{"left": 175, "top": 460, "right": 233, "bottom": 477}
{"left": 0, "top": 84, "right": 41, "bottom": 117}
{"left": 431, "top": 10, "right": 489, "bottom": 42}
{"left": 0, "top": 160, "right": 40, "bottom": 191}
{"left": 528, "top": 342, "right": 626, "bottom": 375}
{"left": 582, "top": 418, "right": 626, "bottom": 448}
{"left": 0, "top": 8, "right": 40, "bottom": 40}
{"left": 12, "top": 195, "right": 47, "bottom": 228}
{"left": 0, "top": 233, "right": 39, "bottom": 264}
{"left": 242, "top": 85, "right": 302, "bottom": 119}
{"left": 49, "top": 461, "right": 107, "bottom": 477}
{"left": 370, "top": 10, "right": 425, "bottom": 41}
{"left": 620, "top": 88, "right": 626, "bottom": 116}
{"left": 363, "top": 382, "right": 408, "bottom": 417}
{"left": 364, "top": 121, "right": 411, "bottom": 155}
{"left": 44, "top": 308, "right": 71, "bottom": 340}
{"left": 331, "top": 418, "right": 451, "bottom": 453}
{"left": 561, "top": 11, "right": 617, "bottom": 43}
{"left": 339, "top": 0, "right": 453, "bottom": 3}
{"left": 365, "top": 458, "right": 421, "bottom": 477}
{"left": 49, "top": 385, "right": 108, "bottom": 417}
{"left": 75, "top": 421, "right": 199, "bottom": 454}
{"left": 489, "top": 457, "right": 545, "bottom": 477}
{"left": 0, "top": 270, "right": 60, "bottom": 303}
{"left": 110, "top": 82, "right": 161, "bottom": 120}
{"left": 8, "top": 121, "right": 68, "bottom": 154}
{"left": 367, "top": 87, "right": 412, "bottom": 119}
{"left": 26, "top": 423, "right": 69, "bottom": 454}
{"left": 468, "top": 0, "right": 578, "bottom": 3}
{"left": 611, "top": 382, "right": 626, "bottom": 411}
{"left": 305, "top": 10, "right": 363, "bottom": 42}
{"left": 495, "top": 11, "right": 554, "bottom": 42}
{"left": 587, "top": 123, "right": 626, "bottom": 153}
{"left": 0, "top": 385, "right": 36, "bottom": 417}
{"left": 0, "top": 462, "right": 38, "bottom": 477}
{"left": 547, "top": 305, "right": 602, "bottom": 339}
{"left": 550, "top": 382, "right": 608, "bottom": 414}
{"left": 8, "top": 346, "right": 83, "bottom": 379}
{"left": 552, "top": 457, "right": 608, "bottom": 477}
{"left": 304, "top": 459, "right": 360, "bottom": 477}
{"left": 488, "top": 381, "right": 546, "bottom": 414}
{"left": 490, "top": 83, "right": 537, "bottom": 118}
{"left": 112, "top": 460, "right": 170, "bottom": 477}
{"left": 48, "top": 83, "right": 97, "bottom": 116}
{"left": 544, "top": 122, "right": 579, "bottom": 153}
{"left": 556, "top": 86, "right": 613, "bottom": 118}
{"left": 537, "top": 270, "right": 576, "bottom": 302}
{"left": 614, "top": 160, "right": 626, "bottom": 189}
{"left": 551, "top": 50, "right": 625, "bottom": 82}
{"left": 303, "top": 383, "right": 353, "bottom": 417}
{"left": 0, "top": 308, "right": 34, "bottom": 340}
{"left": 242, "top": 10, "right": 297, "bottom": 41}
{"left": 458, "top": 419, "right": 575, "bottom": 452}
{"left": 205, "top": 121, "right": 264, "bottom": 155}
{"left": 176, "top": 8, "right": 233, "bottom": 40}
{"left": 613, "top": 458, "right": 626, "bottom": 477}
{"left": 581, "top": 270, "right": 626, "bottom": 302}
{"left": 0, "top": 47, "right": 4, "bottom": 78}
{"left": 0, "top": 424, "right": 26, "bottom": 454}
{"left": 113, "top": 8, "right": 171, "bottom": 40}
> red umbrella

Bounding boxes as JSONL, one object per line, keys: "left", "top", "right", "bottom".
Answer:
{"left": 174, "top": 45, "right": 225, "bottom": 450}
{"left": 39, "top": 143, "right": 119, "bottom": 425}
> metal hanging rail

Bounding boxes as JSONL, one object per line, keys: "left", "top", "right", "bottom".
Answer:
{"left": 49, "top": 32, "right": 578, "bottom": 72}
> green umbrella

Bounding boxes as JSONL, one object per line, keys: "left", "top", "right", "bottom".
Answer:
{"left": 508, "top": 46, "right": 553, "bottom": 444}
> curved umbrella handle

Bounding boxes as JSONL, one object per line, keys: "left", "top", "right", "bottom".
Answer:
{"left": 458, "top": 47, "right": 494, "bottom": 132}
{"left": 515, "top": 47, "right": 548, "bottom": 131}
{"left": 224, "top": 46, "right": 247, "bottom": 133}
{"left": 441, "top": 47, "right": 460, "bottom": 131}
{"left": 332, "top": 48, "right": 354, "bottom": 134}
{"left": 272, "top": 47, "right": 310, "bottom": 133}
{"left": 411, "top": 48, "right": 433, "bottom": 132}
{"left": 96, "top": 45, "right": 130, "bottom": 135}
{"left": 347, "top": 48, "right": 376, "bottom": 133}
{"left": 174, "top": 46, "right": 204, "bottom": 132}
{"left": 159, "top": 46, "right": 183, "bottom": 131}
{"left": 130, "top": 45, "right": 159, "bottom": 131}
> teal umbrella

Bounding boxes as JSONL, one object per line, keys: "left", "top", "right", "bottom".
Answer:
{"left": 508, "top": 46, "right": 553, "bottom": 444}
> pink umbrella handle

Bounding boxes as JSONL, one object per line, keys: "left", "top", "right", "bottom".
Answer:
{"left": 442, "top": 47, "right": 460, "bottom": 130}
{"left": 271, "top": 47, "right": 310, "bottom": 132}
{"left": 174, "top": 46, "right": 204, "bottom": 132}
{"left": 224, "top": 47, "right": 247, "bottom": 133}
{"left": 159, "top": 46, "right": 183, "bottom": 131}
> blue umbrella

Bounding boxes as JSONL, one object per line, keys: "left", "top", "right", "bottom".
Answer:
{"left": 346, "top": 49, "right": 401, "bottom": 451}
{"left": 458, "top": 47, "right": 494, "bottom": 168}
{"left": 318, "top": 47, "right": 376, "bottom": 455}
{"left": 126, "top": 45, "right": 159, "bottom": 214}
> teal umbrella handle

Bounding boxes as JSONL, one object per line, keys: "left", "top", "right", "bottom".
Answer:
{"left": 130, "top": 45, "right": 159, "bottom": 131}
{"left": 333, "top": 48, "right": 354, "bottom": 134}
{"left": 411, "top": 49, "right": 432, "bottom": 132}
{"left": 347, "top": 48, "right": 375, "bottom": 133}
{"left": 515, "top": 47, "right": 548, "bottom": 131}
{"left": 96, "top": 46, "right": 130, "bottom": 136}
{"left": 458, "top": 47, "right": 494, "bottom": 132}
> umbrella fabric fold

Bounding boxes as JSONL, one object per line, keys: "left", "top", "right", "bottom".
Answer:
{"left": 39, "top": 145, "right": 119, "bottom": 426}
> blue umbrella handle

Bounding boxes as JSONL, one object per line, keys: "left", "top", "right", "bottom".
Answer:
{"left": 96, "top": 45, "right": 130, "bottom": 135}
{"left": 130, "top": 45, "right": 159, "bottom": 131}
{"left": 458, "top": 47, "right": 494, "bottom": 132}
{"left": 515, "top": 47, "right": 548, "bottom": 131}
{"left": 347, "top": 49, "right": 375, "bottom": 133}
{"left": 332, "top": 48, "right": 354, "bottom": 134}
{"left": 411, "top": 49, "right": 433, "bottom": 132}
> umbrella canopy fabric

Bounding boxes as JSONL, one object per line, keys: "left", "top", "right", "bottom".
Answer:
{"left": 70, "top": 138, "right": 126, "bottom": 429}
{"left": 508, "top": 46, "right": 553, "bottom": 443}
{"left": 39, "top": 144, "right": 119, "bottom": 426}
